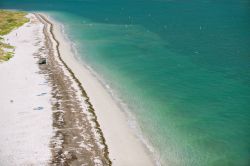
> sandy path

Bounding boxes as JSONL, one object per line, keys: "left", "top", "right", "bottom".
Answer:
{"left": 0, "top": 14, "right": 52, "bottom": 165}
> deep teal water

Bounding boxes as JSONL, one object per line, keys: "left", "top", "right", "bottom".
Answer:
{"left": 1, "top": 0, "right": 250, "bottom": 165}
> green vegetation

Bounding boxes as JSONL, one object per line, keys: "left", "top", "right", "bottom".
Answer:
{"left": 0, "top": 51, "right": 13, "bottom": 61}
{"left": 0, "top": 10, "right": 29, "bottom": 62}
{"left": 0, "top": 10, "right": 29, "bottom": 35}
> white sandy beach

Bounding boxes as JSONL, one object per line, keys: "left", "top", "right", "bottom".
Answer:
{"left": 0, "top": 12, "right": 156, "bottom": 166}
{"left": 0, "top": 14, "right": 52, "bottom": 165}
{"left": 44, "top": 14, "right": 156, "bottom": 166}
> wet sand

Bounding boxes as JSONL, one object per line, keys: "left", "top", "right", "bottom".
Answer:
{"left": 40, "top": 13, "right": 156, "bottom": 166}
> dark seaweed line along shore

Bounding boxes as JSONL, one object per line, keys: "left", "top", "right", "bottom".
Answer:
{"left": 35, "top": 13, "right": 112, "bottom": 165}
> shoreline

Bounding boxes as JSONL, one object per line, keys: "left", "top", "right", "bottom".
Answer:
{"left": 40, "top": 13, "right": 157, "bottom": 165}
{"left": 0, "top": 11, "right": 157, "bottom": 165}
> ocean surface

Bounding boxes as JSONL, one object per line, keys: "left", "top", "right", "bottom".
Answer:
{"left": 1, "top": 0, "right": 250, "bottom": 165}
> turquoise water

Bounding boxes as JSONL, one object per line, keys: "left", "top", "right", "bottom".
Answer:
{"left": 2, "top": 0, "right": 250, "bottom": 165}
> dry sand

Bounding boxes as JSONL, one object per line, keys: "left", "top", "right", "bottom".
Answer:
{"left": 0, "top": 14, "right": 52, "bottom": 165}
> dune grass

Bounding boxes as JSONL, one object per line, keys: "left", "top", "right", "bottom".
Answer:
{"left": 0, "top": 10, "right": 29, "bottom": 62}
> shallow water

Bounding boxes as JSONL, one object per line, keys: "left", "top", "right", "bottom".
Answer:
{"left": 2, "top": 0, "right": 250, "bottom": 165}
